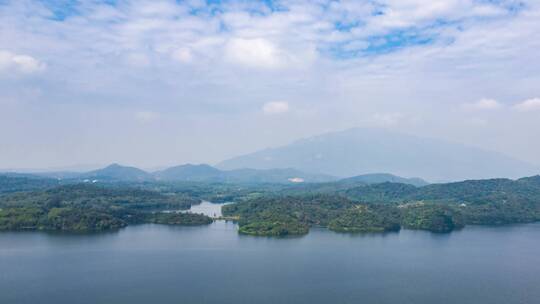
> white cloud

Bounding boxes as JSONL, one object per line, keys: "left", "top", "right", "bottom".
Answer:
{"left": 135, "top": 111, "right": 160, "bottom": 123}
{"left": 514, "top": 98, "right": 540, "bottom": 112}
{"left": 1, "top": 0, "right": 540, "bottom": 168}
{"left": 263, "top": 101, "right": 289, "bottom": 115}
{"left": 463, "top": 98, "right": 502, "bottom": 110}
{"left": 172, "top": 48, "right": 193, "bottom": 63}
{"left": 225, "top": 38, "right": 282, "bottom": 68}
{"left": 0, "top": 50, "right": 45, "bottom": 74}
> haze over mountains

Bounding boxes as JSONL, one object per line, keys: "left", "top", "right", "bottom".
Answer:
{"left": 80, "top": 164, "right": 154, "bottom": 181}
{"left": 0, "top": 163, "right": 430, "bottom": 188}
{"left": 153, "top": 164, "right": 335, "bottom": 184}
{"left": 338, "top": 174, "right": 429, "bottom": 187}
{"left": 24, "top": 163, "right": 337, "bottom": 184}
{"left": 2, "top": 128, "right": 537, "bottom": 183}
{"left": 218, "top": 128, "right": 538, "bottom": 182}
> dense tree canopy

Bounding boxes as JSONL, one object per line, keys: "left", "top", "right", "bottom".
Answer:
{"left": 0, "top": 184, "right": 211, "bottom": 231}
{"left": 1, "top": 175, "right": 540, "bottom": 235}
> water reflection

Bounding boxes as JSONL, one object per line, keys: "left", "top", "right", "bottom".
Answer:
{"left": 185, "top": 200, "right": 230, "bottom": 217}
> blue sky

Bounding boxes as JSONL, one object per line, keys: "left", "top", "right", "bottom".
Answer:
{"left": 0, "top": 0, "right": 539, "bottom": 169}
{"left": 33, "top": 0, "right": 524, "bottom": 56}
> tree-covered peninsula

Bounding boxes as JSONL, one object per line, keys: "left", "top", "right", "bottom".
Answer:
{"left": 0, "top": 184, "right": 212, "bottom": 231}
{"left": 222, "top": 176, "right": 540, "bottom": 236}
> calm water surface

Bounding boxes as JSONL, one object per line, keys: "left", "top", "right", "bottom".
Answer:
{"left": 1, "top": 208, "right": 539, "bottom": 304}
{"left": 184, "top": 201, "right": 228, "bottom": 217}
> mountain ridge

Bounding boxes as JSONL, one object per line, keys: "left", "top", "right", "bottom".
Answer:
{"left": 154, "top": 164, "right": 336, "bottom": 184}
{"left": 27, "top": 163, "right": 337, "bottom": 184}
{"left": 217, "top": 128, "right": 538, "bottom": 182}
{"left": 339, "top": 173, "right": 429, "bottom": 187}
{"left": 79, "top": 163, "right": 154, "bottom": 182}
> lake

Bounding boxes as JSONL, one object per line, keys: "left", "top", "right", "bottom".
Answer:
{"left": 182, "top": 200, "right": 228, "bottom": 217}
{"left": 1, "top": 204, "right": 539, "bottom": 304}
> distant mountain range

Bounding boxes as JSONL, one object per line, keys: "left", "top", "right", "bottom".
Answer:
{"left": 218, "top": 128, "right": 539, "bottom": 182}
{"left": 1, "top": 163, "right": 432, "bottom": 187}
{"left": 2, "top": 163, "right": 336, "bottom": 184}
{"left": 2, "top": 128, "right": 536, "bottom": 184}
{"left": 153, "top": 164, "right": 335, "bottom": 184}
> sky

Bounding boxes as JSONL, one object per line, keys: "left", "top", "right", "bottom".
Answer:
{"left": 0, "top": 0, "right": 539, "bottom": 170}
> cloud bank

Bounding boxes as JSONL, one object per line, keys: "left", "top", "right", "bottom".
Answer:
{"left": 0, "top": 0, "right": 539, "bottom": 169}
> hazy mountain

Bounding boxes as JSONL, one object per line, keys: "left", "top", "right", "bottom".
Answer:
{"left": 0, "top": 174, "right": 59, "bottom": 193}
{"left": 7, "top": 163, "right": 336, "bottom": 184}
{"left": 1, "top": 164, "right": 335, "bottom": 185}
{"left": 154, "top": 164, "right": 223, "bottom": 182}
{"left": 79, "top": 164, "right": 154, "bottom": 182}
{"left": 218, "top": 128, "right": 539, "bottom": 182}
{"left": 517, "top": 175, "right": 540, "bottom": 187}
{"left": 0, "top": 172, "right": 47, "bottom": 179}
{"left": 224, "top": 168, "right": 335, "bottom": 184}
{"left": 0, "top": 164, "right": 102, "bottom": 174}
{"left": 34, "top": 171, "right": 84, "bottom": 180}
{"left": 339, "top": 173, "right": 429, "bottom": 187}
{"left": 154, "top": 164, "right": 335, "bottom": 184}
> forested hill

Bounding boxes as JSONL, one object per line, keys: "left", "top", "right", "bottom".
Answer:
{"left": 0, "top": 184, "right": 210, "bottom": 231}
{"left": 79, "top": 163, "right": 154, "bottom": 182}
{"left": 341, "top": 175, "right": 540, "bottom": 204}
{"left": 223, "top": 175, "right": 540, "bottom": 236}
{"left": 0, "top": 175, "right": 59, "bottom": 193}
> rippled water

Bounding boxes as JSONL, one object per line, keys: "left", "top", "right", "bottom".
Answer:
{"left": 1, "top": 218, "right": 539, "bottom": 304}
